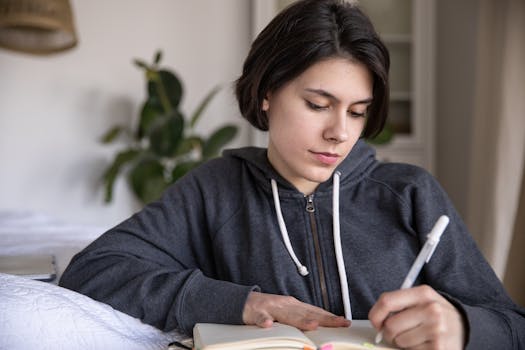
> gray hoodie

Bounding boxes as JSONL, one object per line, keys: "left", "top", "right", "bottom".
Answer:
{"left": 60, "top": 140, "right": 525, "bottom": 349}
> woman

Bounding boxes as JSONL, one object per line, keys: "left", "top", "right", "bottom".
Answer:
{"left": 60, "top": 1, "right": 525, "bottom": 349}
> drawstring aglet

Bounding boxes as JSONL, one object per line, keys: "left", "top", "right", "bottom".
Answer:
{"left": 297, "top": 265, "right": 309, "bottom": 276}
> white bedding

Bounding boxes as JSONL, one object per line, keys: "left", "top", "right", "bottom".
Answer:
{"left": 0, "top": 273, "right": 191, "bottom": 350}
{"left": 0, "top": 211, "right": 191, "bottom": 349}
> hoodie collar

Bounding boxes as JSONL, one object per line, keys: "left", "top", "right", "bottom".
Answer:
{"left": 223, "top": 139, "right": 377, "bottom": 195}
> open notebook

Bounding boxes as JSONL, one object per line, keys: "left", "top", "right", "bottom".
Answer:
{"left": 193, "top": 320, "right": 398, "bottom": 350}
{"left": 0, "top": 254, "right": 57, "bottom": 281}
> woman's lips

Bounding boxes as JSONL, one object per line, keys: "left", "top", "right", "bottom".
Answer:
{"left": 312, "top": 151, "right": 340, "bottom": 165}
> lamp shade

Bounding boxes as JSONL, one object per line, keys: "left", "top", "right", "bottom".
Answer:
{"left": 0, "top": 0, "right": 77, "bottom": 54}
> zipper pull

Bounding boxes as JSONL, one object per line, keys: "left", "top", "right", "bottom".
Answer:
{"left": 306, "top": 194, "right": 315, "bottom": 212}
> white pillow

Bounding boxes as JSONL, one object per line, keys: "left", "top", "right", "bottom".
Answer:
{"left": 0, "top": 273, "right": 190, "bottom": 350}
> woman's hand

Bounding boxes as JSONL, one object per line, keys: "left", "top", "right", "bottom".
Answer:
{"left": 242, "top": 291, "right": 350, "bottom": 330}
{"left": 369, "top": 285, "right": 466, "bottom": 350}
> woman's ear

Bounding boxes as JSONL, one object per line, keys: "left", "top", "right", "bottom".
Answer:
{"left": 262, "top": 92, "right": 271, "bottom": 111}
{"left": 262, "top": 99, "right": 269, "bottom": 111}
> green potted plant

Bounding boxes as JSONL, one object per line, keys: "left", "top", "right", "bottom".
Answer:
{"left": 366, "top": 123, "right": 394, "bottom": 145}
{"left": 100, "top": 50, "right": 238, "bottom": 204}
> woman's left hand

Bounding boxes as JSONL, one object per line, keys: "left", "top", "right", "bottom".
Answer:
{"left": 368, "top": 285, "right": 466, "bottom": 350}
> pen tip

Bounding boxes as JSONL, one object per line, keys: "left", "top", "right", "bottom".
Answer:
{"left": 374, "top": 330, "right": 383, "bottom": 344}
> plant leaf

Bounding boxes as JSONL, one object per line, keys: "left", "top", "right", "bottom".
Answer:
{"left": 366, "top": 123, "right": 395, "bottom": 145}
{"left": 202, "top": 125, "right": 238, "bottom": 159}
{"left": 153, "top": 50, "right": 162, "bottom": 65}
{"left": 190, "top": 85, "right": 221, "bottom": 128}
{"left": 128, "top": 158, "right": 166, "bottom": 204}
{"left": 133, "top": 59, "right": 149, "bottom": 70}
{"left": 171, "top": 160, "right": 202, "bottom": 183}
{"left": 137, "top": 98, "right": 164, "bottom": 139}
{"left": 100, "top": 125, "right": 123, "bottom": 144}
{"left": 149, "top": 112, "right": 185, "bottom": 157}
{"left": 174, "top": 136, "right": 203, "bottom": 157}
{"left": 102, "top": 149, "right": 141, "bottom": 203}
{"left": 147, "top": 70, "right": 183, "bottom": 111}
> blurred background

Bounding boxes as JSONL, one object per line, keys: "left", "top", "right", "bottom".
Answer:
{"left": 0, "top": 0, "right": 523, "bottom": 302}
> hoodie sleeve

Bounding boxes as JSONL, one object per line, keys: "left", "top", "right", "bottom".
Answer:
{"left": 59, "top": 164, "right": 259, "bottom": 335}
{"left": 408, "top": 170, "right": 525, "bottom": 349}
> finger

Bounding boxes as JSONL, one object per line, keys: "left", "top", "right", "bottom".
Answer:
{"left": 382, "top": 305, "right": 425, "bottom": 342}
{"left": 294, "top": 318, "right": 320, "bottom": 331}
{"left": 272, "top": 298, "right": 349, "bottom": 330}
{"left": 318, "top": 315, "right": 351, "bottom": 328}
{"left": 385, "top": 300, "right": 454, "bottom": 349}
{"left": 273, "top": 308, "right": 319, "bottom": 331}
{"left": 393, "top": 318, "right": 447, "bottom": 350}
{"left": 299, "top": 313, "right": 350, "bottom": 329}
{"left": 297, "top": 304, "right": 351, "bottom": 327}
{"left": 273, "top": 303, "right": 321, "bottom": 330}
{"left": 382, "top": 305, "right": 428, "bottom": 346}
{"left": 255, "top": 312, "right": 274, "bottom": 328}
{"left": 242, "top": 292, "right": 278, "bottom": 327}
{"left": 393, "top": 324, "right": 434, "bottom": 349}
{"left": 404, "top": 341, "right": 432, "bottom": 350}
{"left": 369, "top": 285, "right": 442, "bottom": 329}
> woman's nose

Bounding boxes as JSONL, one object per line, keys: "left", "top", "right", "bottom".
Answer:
{"left": 323, "top": 110, "right": 349, "bottom": 143}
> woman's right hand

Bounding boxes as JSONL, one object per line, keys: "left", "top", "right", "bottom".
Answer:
{"left": 242, "top": 291, "right": 350, "bottom": 330}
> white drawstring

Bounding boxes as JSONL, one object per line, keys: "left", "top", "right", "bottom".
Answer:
{"left": 270, "top": 174, "right": 352, "bottom": 320}
{"left": 271, "top": 179, "right": 309, "bottom": 276}
{"left": 332, "top": 171, "right": 352, "bottom": 320}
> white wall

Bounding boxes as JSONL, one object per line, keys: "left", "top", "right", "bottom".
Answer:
{"left": 0, "top": 0, "right": 252, "bottom": 228}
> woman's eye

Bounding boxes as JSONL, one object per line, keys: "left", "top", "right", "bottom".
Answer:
{"left": 349, "top": 110, "right": 367, "bottom": 118}
{"left": 306, "top": 101, "right": 328, "bottom": 111}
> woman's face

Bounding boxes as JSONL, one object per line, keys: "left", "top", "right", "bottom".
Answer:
{"left": 264, "top": 57, "right": 373, "bottom": 195}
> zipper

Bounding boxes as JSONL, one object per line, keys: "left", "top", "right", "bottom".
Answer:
{"left": 306, "top": 194, "right": 330, "bottom": 310}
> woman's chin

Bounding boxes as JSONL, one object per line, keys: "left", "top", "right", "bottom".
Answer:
{"left": 306, "top": 168, "right": 338, "bottom": 184}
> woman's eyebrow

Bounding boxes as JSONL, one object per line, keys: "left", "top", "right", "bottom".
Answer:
{"left": 304, "top": 88, "right": 373, "bottom": 105}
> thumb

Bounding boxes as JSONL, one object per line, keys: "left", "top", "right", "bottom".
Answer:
{"left": 255, "top": 312, "right": 274, "bottom": 328}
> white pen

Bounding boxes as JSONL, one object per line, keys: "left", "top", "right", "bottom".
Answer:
{"left": 374, "top": 215, "right": 450, "bottom": 345}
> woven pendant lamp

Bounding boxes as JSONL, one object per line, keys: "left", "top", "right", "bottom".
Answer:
{"left": 0, "top": 0, "right": 77, "bottom": 54}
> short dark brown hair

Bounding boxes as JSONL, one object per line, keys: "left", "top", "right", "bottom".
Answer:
{"left": 235, "top": 0, "right": 390, "bottom": 139}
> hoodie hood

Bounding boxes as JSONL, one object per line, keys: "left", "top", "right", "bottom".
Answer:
{"left": 223, "top": 139, "right": 378, "bottom": 195}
